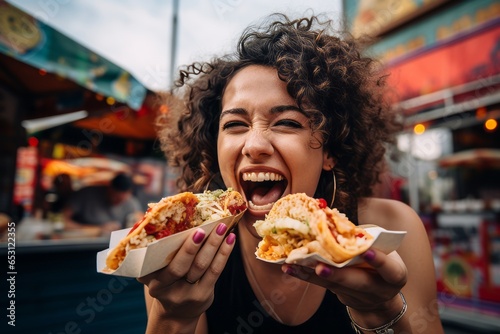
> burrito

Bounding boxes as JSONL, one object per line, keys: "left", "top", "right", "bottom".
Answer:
{"left": 106, "top": 189, "right": 246, "bottom": 270}
{"left": 253, "top": 193, "right": 373, "bottom": 263}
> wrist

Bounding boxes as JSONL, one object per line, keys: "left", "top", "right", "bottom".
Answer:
{"left": 146, "top": 300, "right": 200, "bottom": 334}
{"left": 148, "top": 317, "right": 198, "bottom": 334}
{"left": 347, "top": 292, "right": 407, "bottom": 333}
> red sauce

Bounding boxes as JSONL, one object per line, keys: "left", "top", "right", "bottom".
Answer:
{"left": 127, "top": 197, "right": 244, "bottom": 241}
{"left": 144, "top": 223, "right": 157, "bottom": 234}
{"left": 228, "top": 203, "right": 247, "bottom": 215}
{"left": 154, "top": 228, "right": 173, "bottom": 239}
{"left": 152, "top": 198, "right": 198, "bottom": 240}
{"left": 128, "top": 217, "right": 144, "bottom": 235}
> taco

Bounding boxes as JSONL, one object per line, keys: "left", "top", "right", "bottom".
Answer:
{"left": 106, "top": 189, "right": 246, "bottom": 270}
{"left": 254, "top": 193, "right": 372, "bottom": 263}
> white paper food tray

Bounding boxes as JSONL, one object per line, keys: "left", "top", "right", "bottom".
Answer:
{"left": 256, "top": 225, "right": 406, "bottom": 268}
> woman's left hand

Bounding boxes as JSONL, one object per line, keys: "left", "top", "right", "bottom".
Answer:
{"left": 281, "top": 248, "right": 407, "bottom": 312}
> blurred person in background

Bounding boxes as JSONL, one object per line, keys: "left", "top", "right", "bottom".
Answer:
{"left": 43, "top": 173, "right": 73, "bottom": 217}
{"left": 63, "top": 173, "right": 142, "bottom": 235}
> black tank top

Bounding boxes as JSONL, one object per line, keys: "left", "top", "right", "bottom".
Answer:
{"left": 205, "top": 232, "right": 355, "bottom": 334}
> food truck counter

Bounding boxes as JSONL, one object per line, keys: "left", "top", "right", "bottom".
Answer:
{"left": 1, "top": 219, "right": 146, "bottom": 333}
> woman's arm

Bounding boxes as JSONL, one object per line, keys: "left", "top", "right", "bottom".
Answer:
{"left": 283, "top": 198, "right": 444, "bottom": 333}
{"left": 143, "top": 288, "right": 205, "bottom": 334}
{"left": 342, "top": 199, "right": 444, "bottom": 333}
{"left": 379, "top": 199, "right": 443, "bottom": 333}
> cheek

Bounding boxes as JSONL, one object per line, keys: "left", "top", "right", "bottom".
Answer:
{"left": 282, "top": 143, "right": 324, "bottom": 195}
{"left": 217, "top": 136, "right": 238, "bottom": 186}
{"left": 217, "top": 135, "right": 232, "bottom": 165}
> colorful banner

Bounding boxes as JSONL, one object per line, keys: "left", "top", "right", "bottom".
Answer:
{"left": 344, "top": 0, "right": 499, "bottom": 64}
{"left": 343, "top": 0, "right": 448, "bottom": 38}
{"left": 0, "top": 1, "right": 147, "bottom": 109}
{"left": 385, "top": 23, "right": 500, "bottom": 102}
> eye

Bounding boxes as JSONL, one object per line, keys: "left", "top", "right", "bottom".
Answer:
{"left": 222, "top": 120, "right": 247, "bottom": 130}
{"left": 274, "top": 119, "right": 303, "bottom": 128}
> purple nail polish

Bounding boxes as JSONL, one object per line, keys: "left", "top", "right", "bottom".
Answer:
{"left": 192, "top": 229, "right": 205, "bottom": 244}
{"left": 363, "top": 249, "right": 376, "bottom": 261}
{"left": 216, "top": 223, "right": 227, "bottom": 236}
{"left": 319, "top": 266, "right": 332, "bottom": 278}
{"left": 285, "top": 266, "right": 296, "bottom": 275}
{"left": 226, "top": 233, "right": 236, "bottom": 245}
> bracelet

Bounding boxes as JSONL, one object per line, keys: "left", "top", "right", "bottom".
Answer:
{"left": 347, "top": 292, "right": 407, "bottom": 334}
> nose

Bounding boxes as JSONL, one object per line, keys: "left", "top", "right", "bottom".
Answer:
{"left": 241, "top": 129, "right": 274, "bottom": 160}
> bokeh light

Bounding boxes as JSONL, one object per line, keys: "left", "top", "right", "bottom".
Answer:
{"left": 484, "top": 118, "right": 497, "bottom": 131}
{"left": 414, "top": 123, "right": 426, "bottom": 135}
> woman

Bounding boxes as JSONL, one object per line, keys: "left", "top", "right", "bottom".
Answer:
{"left": 140, "top": 14, "right": 444, "bottom": 333}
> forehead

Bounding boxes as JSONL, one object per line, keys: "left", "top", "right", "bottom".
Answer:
{"left": 222, "top": 65, "right": 296, "bottom": 107}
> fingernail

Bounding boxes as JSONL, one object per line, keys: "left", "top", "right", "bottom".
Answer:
{"left": 216, "top": 223, "right": 227, "bottom": 236}
{"left": 226, "top": 232, "right": 236, "bottom": 245}
{"left": 319, "top": 266, "right": 332, "bottom": 278}
{"left": 192, "top": 229, "right": 205, "bottom": 244}
{"left": 363, "top": 249, "right": 376, "bottom": 262}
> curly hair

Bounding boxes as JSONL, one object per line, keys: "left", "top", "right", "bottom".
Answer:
{"left": 156, "top": 13, "right": 401, "bottom": 220}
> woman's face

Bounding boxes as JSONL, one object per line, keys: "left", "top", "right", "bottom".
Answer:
{"left": 218, "top": 65, "right": 333, "bottom": 224}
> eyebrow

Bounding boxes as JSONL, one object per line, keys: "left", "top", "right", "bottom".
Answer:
{"left": 220, "top": 105, "right": 304, "bottom": 120}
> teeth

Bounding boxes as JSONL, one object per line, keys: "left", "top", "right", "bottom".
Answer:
{"left": 248, "top": 201, "right": 275, "bottom": 211}
{"left": 242, "top": 172, "right": 283, "bottom": 182}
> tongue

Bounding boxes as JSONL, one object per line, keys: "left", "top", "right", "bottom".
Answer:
{"left": 250, "top": 183, "right": 284, "bottom": 206}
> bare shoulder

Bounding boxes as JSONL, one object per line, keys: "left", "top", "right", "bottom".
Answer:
{"left": 358, "top": 198, "right": 432, "bottom": 263}
{"left": 358, "top": 197, "right": 423, "bottom": 232}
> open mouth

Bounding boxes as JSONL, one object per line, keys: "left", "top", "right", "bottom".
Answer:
{"left": 241, "top": 172, "right": 288, "bottom": 211}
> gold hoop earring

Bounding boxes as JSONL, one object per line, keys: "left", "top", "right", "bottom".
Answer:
{"left": 330, "top": 167, "right": 336, "bottom": 208}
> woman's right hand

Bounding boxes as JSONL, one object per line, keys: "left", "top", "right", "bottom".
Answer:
{"left": 138, "top": 222, "right": 236, "bottom": 320}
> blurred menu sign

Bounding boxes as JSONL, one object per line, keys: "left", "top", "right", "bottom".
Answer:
{"left": 13, "top": 147, "right": 38, "bottom": 215}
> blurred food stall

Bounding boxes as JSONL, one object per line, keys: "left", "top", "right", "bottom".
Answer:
{"left": 0, "top": 0, "right": 179, "bottom": 244}
{"left": 0, "top": 2, "right": 168, "bottom": 332}
{"left": 344, "top": 0, "right": 500, "bottom": 331}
